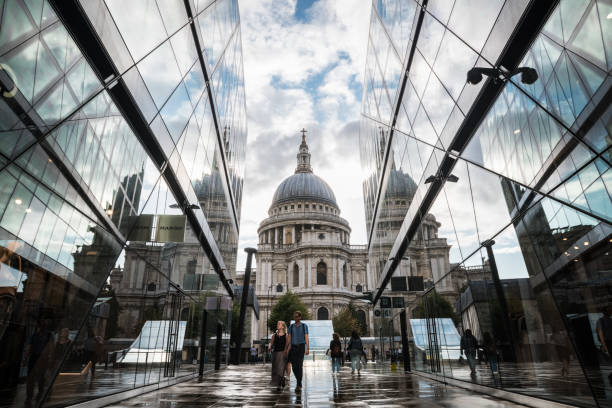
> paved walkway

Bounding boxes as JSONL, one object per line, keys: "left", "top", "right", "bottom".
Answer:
{"left": 108, "top": 361, "right": 529, "bottom": 407}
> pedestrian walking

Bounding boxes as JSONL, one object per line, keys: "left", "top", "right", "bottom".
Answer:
{"left": 326, "top": 333, "right": 342, "bottom": 374}
{"left": 268, "top": 321, "right": 290, "bottom": 390}
{"left": 481, "top": 332, "right": 499, "bottom": 373}
{"left": 348, "top": 331, "right": 363, "bottom": 374}
{"left": 460, "top": 329, "right": 478, "bottom": 375}
{"left": 288, "top": 311, "right": 309, "bottom": 392}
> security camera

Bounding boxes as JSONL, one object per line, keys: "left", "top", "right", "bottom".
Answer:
{"left": 466, "top": 67, "right": 499, "bottom": 84}
{"left": 514, "top": 67, "right": 538, "bottom": 85}
{"left": 467, "top": 66, "right": 538, "bottom": 86}
{"left": 467, "top": 69, "right": 483, "bottom": 85}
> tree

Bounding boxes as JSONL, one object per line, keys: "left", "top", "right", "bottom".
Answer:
{"left": 333, "top": 304, "right": 361, "bottom": 345}
{"left": 374, "top": 317, "right": 398, "bottom": 337}
{"left": 267, "top": 291, "right": 311, "bottom": 332}
{"left": 412, "top": 291, "right": 459, "bottom": 325}
{"left": 346, "top": 302, "right": 369, "bottom": 336}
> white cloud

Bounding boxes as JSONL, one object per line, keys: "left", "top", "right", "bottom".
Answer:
{"left": 236, "top": 0, "right": 371, "bottom": 268}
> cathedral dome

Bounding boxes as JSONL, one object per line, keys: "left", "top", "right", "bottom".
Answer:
{"left": 386, "top": 167, "right": 417, "bottom": 200}
{"left": 271, "top": 172, "right": 337, "bottom": 207}
{"left": 269, "top": 130, "right": 338, "bottom": 210}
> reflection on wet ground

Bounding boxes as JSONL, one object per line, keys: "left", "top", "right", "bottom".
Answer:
{"left": 108, "top": 361, "right": 530, "bottom": 407}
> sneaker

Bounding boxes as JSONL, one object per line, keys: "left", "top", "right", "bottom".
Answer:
{"left": 351, "top": 369, "right": 355, "bottom": 374}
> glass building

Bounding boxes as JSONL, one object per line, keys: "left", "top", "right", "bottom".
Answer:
{"left": 0, "top": 0, "right": 246, "bottom": 406}
{"left": 360, "top": 0, "right": 611, "bottom": 406}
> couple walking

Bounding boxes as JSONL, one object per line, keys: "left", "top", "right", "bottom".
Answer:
{"left": 268, "top": 311, "right": 309, "bottom": 392}
{"left": 328, "top": 331, "right": 363, "bottom": 374}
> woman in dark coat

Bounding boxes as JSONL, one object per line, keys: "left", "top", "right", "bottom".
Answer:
{"left": 327, "top": 333, "right": 342, "bottom": 374}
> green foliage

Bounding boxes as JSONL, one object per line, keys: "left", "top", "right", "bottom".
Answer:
{"left": 333, "top": 304, "right": 361, "bottom": 343}
{"left": 412, "top": 291, "right": 459, "bottom": 324}
{"left": 347, "top": 302, "right": 369, "bottom": 336}
{"left": 231, "top": 300, "right": 250, "bottom": 347}
{"left": 267, "top": 291, "right": 311, "bottom": 332}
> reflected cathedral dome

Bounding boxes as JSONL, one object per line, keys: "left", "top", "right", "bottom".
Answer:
{"left": 386, "top": 166, "right": 417, "bottom": 201}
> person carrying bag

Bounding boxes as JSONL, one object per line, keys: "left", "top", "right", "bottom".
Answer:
{"left": 268, "top": 321, "right": 290, "bottom": 390}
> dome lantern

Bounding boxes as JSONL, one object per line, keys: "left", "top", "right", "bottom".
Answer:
{"left": 296, "top": 128, "right": 312, "bottom": 173}
{"left": 269, "top": 130, "right": 338, "bottom": 211}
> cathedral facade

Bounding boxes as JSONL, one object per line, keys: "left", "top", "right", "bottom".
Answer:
{"left": 251, "top": 132, "right": 456, "bottom": 343}
{"left": 252, "top": 133, "right": 371, "bottom": 340}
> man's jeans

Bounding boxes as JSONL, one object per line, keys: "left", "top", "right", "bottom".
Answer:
{"left": 289, "top": 343, "right": 305, "bottom": 386}
{"left": 331, "top": 357, "right": 341, "bottom": 372}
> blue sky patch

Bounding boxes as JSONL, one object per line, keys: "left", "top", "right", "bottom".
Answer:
{"left": 295, "top": 0, "right": 318, "bottom": 22}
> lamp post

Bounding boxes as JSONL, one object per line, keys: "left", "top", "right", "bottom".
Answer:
{"left": 265, "top": 284, "right": 273, "bottom": 362}
{"left": 232, "top": 247, "right": 256, "bottom": 365}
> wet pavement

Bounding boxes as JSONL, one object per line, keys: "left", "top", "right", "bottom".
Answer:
{"left": 107, "top": 361, "right": 531, "bottom": 407}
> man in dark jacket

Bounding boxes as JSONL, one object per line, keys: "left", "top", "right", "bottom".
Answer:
{"left": 460, "top": 329, "right": 478, "bottom": 374}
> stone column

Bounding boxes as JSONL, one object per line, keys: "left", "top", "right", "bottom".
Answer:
{"left": 339, "top": 260, "right": 344, "bottom": 288}
{"left": 274, "top": 229, "right": 278, "bottom": 246}
{"left": 300, "top": 258, "right": 305, "bottom": 287}
{"left": 307, "top": 258, "right": 312, "bottom": 288}
{"left": 291, "top": 226, "right": 295, "bottom": 244}
{"left": 260, "top": 261, "right": 265, "bottom": 290}
{"left": 262, "top": 261, "right": 266, "bottom": 289}
{"left": 332, "top": 257, "right": 337, "bottom": 288}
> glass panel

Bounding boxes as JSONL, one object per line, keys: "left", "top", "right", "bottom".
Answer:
{"left": 137, "top": 41, "right": 183, "bottom": 109}
{"left": 105, "top": 0, "right": 167, "bottom": 62}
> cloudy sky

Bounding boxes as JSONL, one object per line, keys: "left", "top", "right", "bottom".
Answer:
{"left": 235, "top": 0, "right": 372, "bottom": 269}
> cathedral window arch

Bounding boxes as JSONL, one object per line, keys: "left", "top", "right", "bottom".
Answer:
{"left": 293, "top": 264, "right": 299, "bottom": 287}
{"left": 356, "top": 284, "right": 363, "bottom": 292}
{"left": 317, "top": 307, "right": 329, "bottom": 320}
{"left": 316, "top": 261, "right": 327, "bottom": 285}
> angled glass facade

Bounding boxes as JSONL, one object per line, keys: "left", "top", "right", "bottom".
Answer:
{"left": 361, "top": 0, "right": 611, "bottom": 406}
{"left": 0, "top": 0, "right": 246, "bottom": 406}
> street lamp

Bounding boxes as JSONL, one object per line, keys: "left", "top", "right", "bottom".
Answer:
{"left": 265, "top": 284, "right": 274, "bottom": 361}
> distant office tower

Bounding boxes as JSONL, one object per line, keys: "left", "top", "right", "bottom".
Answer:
{"left": 359, "top": 1, "right": 611, "bottom": 406}
{"left": 0, "top": 0, "right": 246, "bottom": 405}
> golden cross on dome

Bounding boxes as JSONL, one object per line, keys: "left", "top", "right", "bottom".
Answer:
{"left": 300, "top": 128, "right": 307, "bottom": 141}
